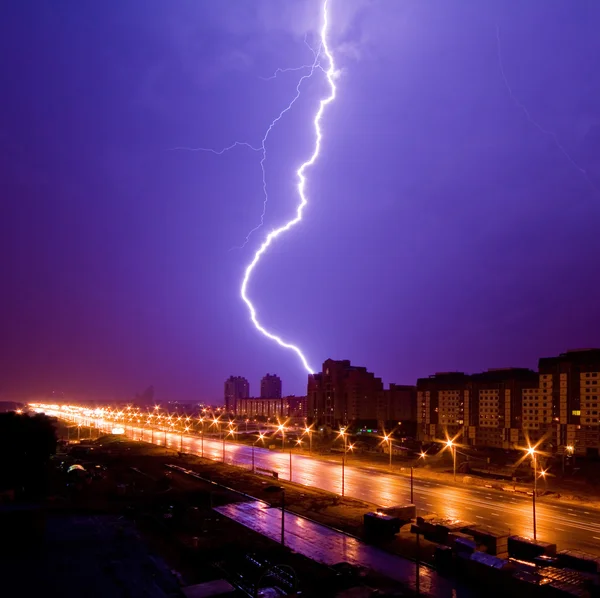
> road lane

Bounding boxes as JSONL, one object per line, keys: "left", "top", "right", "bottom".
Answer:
{"left": 100, "top": 422, "right": 600, "bottom": 553}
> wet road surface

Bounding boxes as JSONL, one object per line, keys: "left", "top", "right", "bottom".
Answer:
{"left": 108, "top": 424, "right": 600, "bottom": 554}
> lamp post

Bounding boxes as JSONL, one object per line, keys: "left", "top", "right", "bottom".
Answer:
{"left": 527, "top": 447, "right": 538, "bottom": 540}
{"left": 339, "top": 428, "right": 348, "bottom": 496}
{"left": 200, "top": 417, "right": 205, "bottom": 458}
{"left": 412, "top": 452, "right": 426, "bottom": 505}
{"left": 304, "top": 426, "right": 313, "bottom": 453}
{"left": 180, "top": 425, "right": 189, "bottom": 453}
{"left": 253, "top": 433, "right": 265, "bottom": 474}
{"left": 278, "top": 424, "right": 285, "bottom": 451}
{"left": 265, "top": 485, "right": 285, "bottom": 546}
{"left": 446, "top": 440, "right": 456, "bottom": 482}
{"left": 563, "top": 444, "right": 574, "bottom": 474}
{"left": 384, "top": 434, "right": 392, "bottom": 469}
{"left": 77, "top": 423, "right": 82, "bottom": 442}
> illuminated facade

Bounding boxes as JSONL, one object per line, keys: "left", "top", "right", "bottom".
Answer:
{"left": 417, "top": 351, "right": 600, "bottom": 455}
{"left": 539, "top": 349, "right": 600, "bottom": 457}
{"left": 236, "top": 395, "right": 306, "bottom": 420}
{"left": 416, "top": 372, "right": 469, "bottom": 444}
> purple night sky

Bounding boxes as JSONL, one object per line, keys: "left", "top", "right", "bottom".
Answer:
{"left": 1, "top": 1, "right": 599, "bottom": 402}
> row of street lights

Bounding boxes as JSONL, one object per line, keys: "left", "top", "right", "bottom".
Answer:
{"left": 48, "top": 403, "right": 552, "bottom": 545}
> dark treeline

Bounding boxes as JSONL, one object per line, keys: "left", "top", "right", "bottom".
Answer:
{"left": 0, "top": 412, "right": 57, "bottom": 498}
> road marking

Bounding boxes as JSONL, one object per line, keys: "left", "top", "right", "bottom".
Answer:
{"left": 593, "top": 537, "right": 600, "bottom": 541}
{"left": 555, "top": 528, "right": 565, "bottom": 532}
{"left": 464, "top": 507, "right": 473, "bottom": 511}
{"left": 584, "top": 512, "right": 591, "bottom": 515}
{"left": 491, "top": 513, "right": 499, "bottom": 516}
{"left": 485, "top": 496, "right": 493, "bottom": 500}
{"left": 426, "top": 503, "right": 433, "bottom": 507}
{"left": 567, "top": 508, "right": 574, "bottom": 512}
{"left": 476, "top": 516, "right": 484, "bottom": 519}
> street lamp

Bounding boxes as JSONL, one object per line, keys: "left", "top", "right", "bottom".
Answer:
{"left": 339, "top": 428, "right": 348, "bottom": 496}
{"left": 563, "top": 444, "right": 574, "bottom": 474}
{"left": 384, "top": 434, "right": 392, "bottom": 469}
{"left": 253, "top": 432, "right": 265, "bottom": 473}
{"left": 304, "top": 425, "right": 313, "bottom": 453}
{"left": 199, "top": 416, "right": 205, "bottom": 458}
{"left": 290, "top": 438, "right": 302, "bottom": 482}
{"left": 410, "top": 451, "right": 427, "bottom": 504}
{"left": 180, "top": 426, "right": 190, "bottom": 453}
{"left": 265, "top": 485, "right": 285, "bottom": 546}
{"left": 278, "top": 424, "right": 285, "bottom": 451}
{"left": 446, "top": 440, "right": 456, "bottom": 482}
{"left": 527, "top": 446, "right": 538, "bottom": 541}
{"left": 223, "top": 426, "right": 235, "bottom": 463}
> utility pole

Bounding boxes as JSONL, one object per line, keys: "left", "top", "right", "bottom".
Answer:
{"left": 533, "top": 454, "right": 537, "bottom": 541}
{"left": 281, "top": 489, "right": 285, "bottom": 546}
{"left": 416, "top": 530, "right": 420, "bottom": 595}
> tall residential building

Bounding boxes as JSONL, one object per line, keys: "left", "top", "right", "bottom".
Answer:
{"left": 224, "top": 376, "right": 249, "bottom": 413}
{"left": 308, "top": 358, "right": 383, "bottom": 428}
{"left": 377, "top": 384, "right": 417, "bottom": 429}
{"left": 417, "top": 372, "right": 470, "bottom": 444}
{"left": 417, "top": 369, "right": 540, "bottom": 449}
{"left": 468, "top": 368, "right": 539, "bottom": 449}
{"left": 538, "top": 349, "right": 600, "bottom": 457}
{"left": 260, "top": 374, "right": 282, "bottom": 399}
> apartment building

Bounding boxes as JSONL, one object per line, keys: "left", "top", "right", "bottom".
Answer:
{"left": 308, "top": 359, "right": 383, "bottom": 428}
{"left": 236, "top": 395, "right": 307, "bottom": 420}
{"left": 260, "top": 374, "right": 282, "bottom": 399}
{"left": 377, "top": 384, "right": 417, "bottom": 430}
{"left": 417, "top": 369, "right": 540, "bottom": 449}
{"left": 539, "top": 349, "right": 600, "bottom": 457}
{"left": 416, "top": 372, "right": 470, "bottom": 444}
{"left": 224, "top": 376, "right": 249, "bottom": 413}
{"left": 470, "top": 368, "right": 539, "bottom": 449}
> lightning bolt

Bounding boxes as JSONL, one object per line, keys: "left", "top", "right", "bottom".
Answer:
{"left": 260, "top": 34, "right": 320, "bottom": 81}
{"left": 172, "top": 41, "right": 323, "bottom": 250}
{"left": 241, "top": 0, "right": 336, "bottom": 375}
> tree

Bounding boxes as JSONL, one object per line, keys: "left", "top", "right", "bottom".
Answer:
{"left": 0, "top": 412, "right": 57, "bottom": 498}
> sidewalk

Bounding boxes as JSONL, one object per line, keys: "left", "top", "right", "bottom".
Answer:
{"left": 216, "top": 500, "right": 474, "bottom": 597}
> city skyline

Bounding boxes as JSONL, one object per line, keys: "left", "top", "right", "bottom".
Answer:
{"left": 2, "top": 1, "right": 600, "bottom": 402}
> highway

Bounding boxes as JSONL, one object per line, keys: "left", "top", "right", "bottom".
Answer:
{"left": 93, "top": 422, "right": 600, "bottom": 554}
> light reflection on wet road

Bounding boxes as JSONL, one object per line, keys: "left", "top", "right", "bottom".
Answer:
{"left": 216, "top": 500, "right": 469, "bottom": 597}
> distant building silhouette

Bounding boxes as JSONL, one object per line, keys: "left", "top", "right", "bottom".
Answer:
{"left": 260, "top": 374, "right": 282, "bottom": 399}
{"left": 135, "top": 385, "right": 155, "bottom": 405}
{"left": 224, "top": 376, "right": 249, "bottom": 413}
{"left": 308, "top": 359, "right": 383, "bottom": 428}
{"left": 377, "top": 384, "right": 417, "bottom": 431}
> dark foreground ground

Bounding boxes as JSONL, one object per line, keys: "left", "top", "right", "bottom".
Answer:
{"left": 1, "top": 437, "right": 417, "bottom": 597}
